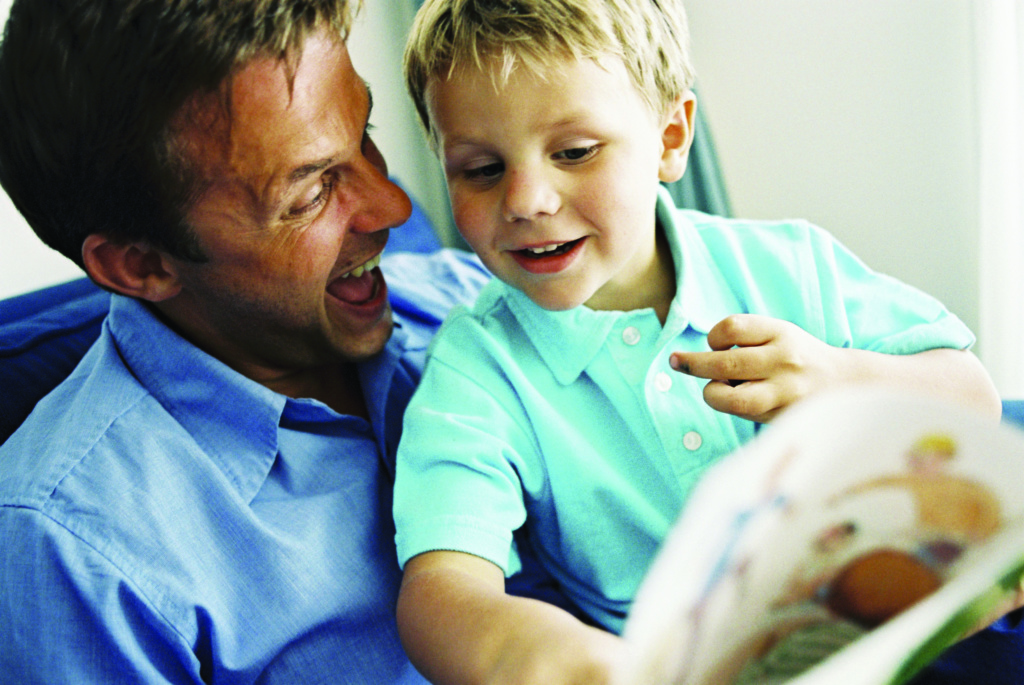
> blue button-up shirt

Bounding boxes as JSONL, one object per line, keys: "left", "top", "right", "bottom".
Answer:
{"left": 0, "top": 250, "right": 489, "bottom": 684}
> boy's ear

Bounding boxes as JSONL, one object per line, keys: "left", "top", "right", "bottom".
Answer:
{"left": 658, "top": 91, "right": 698, "bottom": 184}
{"left": 81, "top": 234, "right": 183, "bottom": 302}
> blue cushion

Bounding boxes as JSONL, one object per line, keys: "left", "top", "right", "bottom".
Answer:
{"left": 911, "top": 609, "right": 1024, "bottom": 684}
{"left": 0, "top": 279, "right": 110, "bottom": 442}
{"left": 1001, "top": 399, "right": 1024, "bottom": 429}
{"left": 0, "top": 276, "right": 104, "bottom": 324}
{"left": 384, "top": 190, "right": 443, "bottom": 255}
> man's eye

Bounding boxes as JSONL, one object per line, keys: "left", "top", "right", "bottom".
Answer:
{"left": 286, "top": 177, "right": 335, "bottom": 218}
{"left": 555, "top": 145, "right": 599, "bottom": 164}
{"left": 463, "top": 161, "right": 504, "bottom": 182}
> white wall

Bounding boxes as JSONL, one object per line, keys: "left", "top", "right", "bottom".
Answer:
{"left": 685, "top": 0, "right": 980, "bottom": 340}
{"left": 0, "top": 2, "right": 998, "bottom": 382}
{"left": 348, "top": 1, "right": 454, "bottom": 245}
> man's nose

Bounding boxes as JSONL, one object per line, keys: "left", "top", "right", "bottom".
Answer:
{"left": 502, "top": 166, "right": 560, "bottom": 223}
{"left": 349, "top": 137, "right": 413, "bottom": 234}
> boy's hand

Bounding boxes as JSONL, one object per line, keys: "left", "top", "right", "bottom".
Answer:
{"left": 669, "top": 314, "right": 841, "bottom": 423}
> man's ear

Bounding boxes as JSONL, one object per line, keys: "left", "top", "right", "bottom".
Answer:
{"left": 658, "top": 90, "right": 698, "bottom": 184}
{"left": 81, "top": 234, "right": 182, "bottom": 302}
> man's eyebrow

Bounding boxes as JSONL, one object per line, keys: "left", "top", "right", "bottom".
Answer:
{"left": 288, "top": 157, "right": 334, "bottom": 183}
{"left": 285, "top": 83, "right": 375, "bottom": 184}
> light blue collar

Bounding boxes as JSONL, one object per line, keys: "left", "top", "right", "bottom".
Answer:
{"left": 108, "top": 295, "right": 409, "bottom": 502}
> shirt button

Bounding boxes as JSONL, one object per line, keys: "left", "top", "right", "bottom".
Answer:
{"left": 683, "top": 431, "right": 703, "bottom": 451}
{"left": 622, "top": 326, "right": 641, "bottom": 345}
{"left": 654, "top": 372, "right": 673, "bottom": 392}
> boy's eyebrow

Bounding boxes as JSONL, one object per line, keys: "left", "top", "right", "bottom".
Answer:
{"left": 285, "top": 83, "right": 375, "bottom": 184}
{"left": 443, "top": 111, "right": 594, "bottom": 151}
{"left": 545, "top": 115, "right": 591, "bottom": 133}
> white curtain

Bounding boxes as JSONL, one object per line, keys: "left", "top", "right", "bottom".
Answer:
{"left": 976, "top": 0, "right": 1024, "bottom": 397}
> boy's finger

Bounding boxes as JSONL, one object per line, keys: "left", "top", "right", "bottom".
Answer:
{"left": 706, "top": 314, "right": 778, "bottom": 351}
{"left": 669, "top": 348, "right": 763, "bottom": 381}
{"left": 702, "top": 379, "right": 781, "bottom": 422}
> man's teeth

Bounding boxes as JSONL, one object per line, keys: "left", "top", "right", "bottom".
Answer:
{"left": 341, "top": 253, "right": 382, "bottom": 278}
{"left": 524, "top": 243, "right": 565, "bottom": 254}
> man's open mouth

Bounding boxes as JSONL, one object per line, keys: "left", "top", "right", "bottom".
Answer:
{"left": 339, "top": 253, "right": 382, "bottom": 279}
{"left": 327, "top": 253, "right": 383, "bottom": 305}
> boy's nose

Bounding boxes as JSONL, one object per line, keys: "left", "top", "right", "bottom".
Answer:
{"left": 501, "top": 168, "right": 560, "bottom": 222}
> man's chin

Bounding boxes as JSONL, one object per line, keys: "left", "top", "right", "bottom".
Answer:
{"left": 330, "top": 306, "right": 395, "bottom": 363}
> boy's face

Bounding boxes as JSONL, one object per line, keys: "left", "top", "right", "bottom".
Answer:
{"left": 427, "top": 55, "right": 694, "bottom": 312}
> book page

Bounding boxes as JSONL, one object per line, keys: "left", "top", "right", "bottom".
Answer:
{"left": 618, "top": 388, "right": 1024, "bottom": 685}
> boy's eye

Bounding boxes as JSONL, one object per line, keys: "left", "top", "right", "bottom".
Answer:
{"left": 555, "top": 145, "right": 599, "bottom": 164}
{"left": 463, "top": 161, "right": 504, "bottom": 182}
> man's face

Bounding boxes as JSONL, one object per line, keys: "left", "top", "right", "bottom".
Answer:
{"left": 161, "top": 29, "right": 412, "bottom": 387}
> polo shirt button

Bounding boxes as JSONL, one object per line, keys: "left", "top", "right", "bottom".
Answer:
{"left": 683, "top": 431, "right": 703, "bottom": 451}
{"left": 654, "top": 372, "right": 672, "bottom": 392}
{"left": 622, "top": 326, "right": 641, "bottom": 345}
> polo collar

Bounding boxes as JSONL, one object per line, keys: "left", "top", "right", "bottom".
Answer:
{"left": 656, "top": 185, "right": 744, "bottom": 336}
{"left": 504, "top": 287, "right": 622, "bottom": 386}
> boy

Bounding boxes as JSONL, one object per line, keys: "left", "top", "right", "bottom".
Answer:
{"left": 392, "top": 0, "right": 1000, "bottom": 682}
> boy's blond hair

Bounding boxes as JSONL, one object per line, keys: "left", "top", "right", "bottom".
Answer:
{"left": 404, "top": 0, "right": 695, "bottom": 151}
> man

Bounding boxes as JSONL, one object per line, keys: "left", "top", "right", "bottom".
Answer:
{"left": 0, "top": 2, "right": 1018, "bottom": 684}
{"left": 0, "top": 1, "right": 490, "bottom": 682}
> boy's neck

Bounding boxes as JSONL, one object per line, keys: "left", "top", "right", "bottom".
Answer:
{"left": 589, "top": 222, "right": 676, "bottom": 324}
{"left": 650, "top": 225, "right": 677, "bottom": 324}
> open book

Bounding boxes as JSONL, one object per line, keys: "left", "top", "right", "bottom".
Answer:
{"left": 617, "top": 388, "right": 1024, "bottom": 685}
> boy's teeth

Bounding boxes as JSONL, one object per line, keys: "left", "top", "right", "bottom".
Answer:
{"left": 526, "top": 243, "right": 562, "bottom": 254}
{"left": 341, "top": 253, "right": 381, "bottom": 278}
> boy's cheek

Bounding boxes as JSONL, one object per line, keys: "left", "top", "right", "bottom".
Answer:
{"left": 451, "top": 200, "right": 494, "bottom": 242}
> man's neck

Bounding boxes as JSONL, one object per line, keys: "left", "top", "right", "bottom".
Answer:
{"left": 273, "top": 363, "right": 370, "bottom": 420}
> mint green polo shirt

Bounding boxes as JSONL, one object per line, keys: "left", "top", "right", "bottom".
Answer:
{"left": 393, "top": 187, "right": 974, "bottom": 633}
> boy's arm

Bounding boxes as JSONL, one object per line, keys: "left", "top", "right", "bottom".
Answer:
{"left": 670, "top": 314, "right": 1001, "bottom": 424}
{"left": 397, "top": 550, "right": 624, "bottom": 685}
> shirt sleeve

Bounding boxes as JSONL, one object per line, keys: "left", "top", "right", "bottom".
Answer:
{"left": 393, "top": 311, "right": 537, "bottom": 576}
{"left": 800, "top": 221, "right": 975, "bottom": 353}
{"left": 0, "top": 507, "right": 200, "bottom": 684}
{"left": 699, "top": 216, "right": 975, "bottom": 354}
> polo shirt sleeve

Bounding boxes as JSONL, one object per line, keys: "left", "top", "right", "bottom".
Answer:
{"left": 697, "top": 215, "right": 975, "bottom": 354}
{"left": 803, "top": 221, "right": 974, "bottom": 353}
{"left": 393, "top": 308, "right": 537, "bottom": 576}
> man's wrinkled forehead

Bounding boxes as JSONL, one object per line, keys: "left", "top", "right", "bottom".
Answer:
{"left": 165, "top": 44, "right": 314, "bottom": 186}
{"left": 168, "top": 34, "right": 371, "bottom": 221}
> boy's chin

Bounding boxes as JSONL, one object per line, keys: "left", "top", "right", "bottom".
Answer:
{"left": 524, "top": 288, "right": 592, "bottom": 312}
{"left": 496, "top": 271, "right": 597, "bottom": 312}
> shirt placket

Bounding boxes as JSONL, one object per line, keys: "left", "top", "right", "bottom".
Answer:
{"left": 612, "top": 312, "right": 746, "bottom": 501}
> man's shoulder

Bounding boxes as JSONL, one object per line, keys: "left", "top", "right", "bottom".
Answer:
{"left": 0, "top": 335, "right": 156, "bottom": 509}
